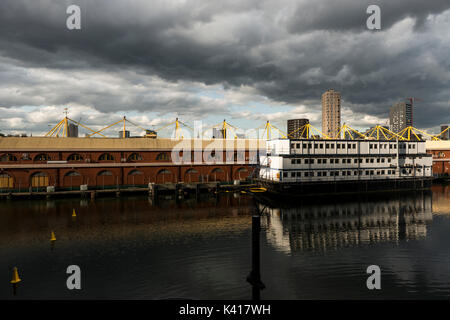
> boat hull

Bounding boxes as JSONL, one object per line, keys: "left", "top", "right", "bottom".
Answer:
{"left": 256, "top": 177, "right": 433, "bottom": 198}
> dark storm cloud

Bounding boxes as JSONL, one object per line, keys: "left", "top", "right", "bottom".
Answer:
{"left": 0, "top": 0, "right": 449, "bottom": 130}
{"left": 287, "top": 0, "right": 450, "bottom": 32}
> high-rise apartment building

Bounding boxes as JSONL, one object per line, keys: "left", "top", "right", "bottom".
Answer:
{"left": 389, "top": 101, "right": 413, "bottom": 133}
{"left": 118, "top": 130, "right": 130, "bottom": 138}
{"left": 287, "top": 119, "right": 309, "bottom": 138}
{"left": 68, "top": 123, "right": 78, "bottom": 137}
{"left": 440, "top": 125, "right": 449, "bottom": 140}
{"left": 322, "top": 89, "right": 341, "bottom": 138}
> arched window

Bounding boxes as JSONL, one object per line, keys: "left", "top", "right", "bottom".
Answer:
{"left": 98, "top": 170, "right": 113, "bottom": 176}
{"left": 156, "top": 153, "right": 169, "bottom": 161}
{"left": 0, "top": 173, "right": 13, "bottom": 188}
{"left": 0, "top": 154, "right": 17, "bottom": 162}
{"left": 31, "top": 172, "right": 47, "bottom": 177}
{"left": 65, "top": 171, "right": 81, "bottom": 177}
{"left": 184, "top": 168, "right": 199, "bottom": 182}
{"left": 31, "top": 172, "right": 48, "bottom": 187}
{"left": 99, "top": 153, "right": 114, "bottom": 161}
{"left": 128, "top": 170, "right": 143, "bottom": 175}
{"left": 34, "top": 154, "right": 51, "bottom": 161}
{"left": 236, "top": 167, "right": 248, "bottom": 180}
{"left": 156, "top": 169, "right": 173, "bottom": 183}
{"left": 128, "top": 153, "right": 143, "bottom": 161}
{"left": 210, "top": 167, "right": 225, "bottom": 182}
{"left": 67, "top": 153, "right": 83, "bottom": 161}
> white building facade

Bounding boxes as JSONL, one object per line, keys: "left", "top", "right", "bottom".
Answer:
{"left": 259, "top": 139, "right": 433, "bottom": 183}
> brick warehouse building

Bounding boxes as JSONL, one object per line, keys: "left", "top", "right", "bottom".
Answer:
{"left": 0, "top": 137, "right": 264, "bottom": 191}
{"left": 426, "top": 140, "right": 450, "bottom": 176}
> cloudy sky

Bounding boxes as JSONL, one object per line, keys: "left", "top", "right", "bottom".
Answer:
{"left": 0, "top": 0, "right": 449, "bottom": 137}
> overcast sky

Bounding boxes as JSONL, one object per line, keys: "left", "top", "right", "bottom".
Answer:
{"left": 0, "top": 0, "right": 449, "bottom": 137}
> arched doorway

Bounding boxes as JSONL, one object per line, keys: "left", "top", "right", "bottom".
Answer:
{"left": 63, "top": 171, "right": 83, "bottom": 189}
{"left": 210, "top": 168, "right": 226, "bottom": 182}
{"left": 127, "top": 170, "right": 144, "bottom": 186}
{"left": 31, "top": 172, "right": 49, "bottom": 189}
{"left": 156, "top": 169, "right": 174, "bottom": 184}
{"left": 0, "top": 173, "right": 13, "bottom": 189}
{"left": 235, "top": 167, "right": 249, "bottom": 180}
{"left": 96, "top": 170, "right": 115, "bottom": 188}
{"left": 184, "top": 168, "right": 200, "bottom": 183}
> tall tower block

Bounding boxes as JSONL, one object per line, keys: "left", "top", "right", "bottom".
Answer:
{"left": 322, "top": 89, "right": 341, "bottom": 138}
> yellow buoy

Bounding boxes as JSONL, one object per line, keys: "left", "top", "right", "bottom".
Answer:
{"left": 50, "top": 231, "right": 56, "bottom": 242}
{"left": 10, "top": 267, "right": 21, "bottom": 284}
{"left": 249, "top": 187, "right": 267, "bottom": 193}
{"left": 72, "top": 209, "right": 76, "bottom": 218}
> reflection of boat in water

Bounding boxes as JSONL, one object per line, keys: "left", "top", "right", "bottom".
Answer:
{"left": 258, "top": 191, "right": 433, "bottom": 254}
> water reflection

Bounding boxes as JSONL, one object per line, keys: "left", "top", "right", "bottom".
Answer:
{"left": 1, "top": 186, "right": 450, "bottom": 299}
{"left": 0, "top": 193, "right": 254, "bottom": 247}
{"left": 259, "top": 191, "right": 433, "bottom": 254}
{"left": 432, "top": 184, "right": 450, "bottom": 215}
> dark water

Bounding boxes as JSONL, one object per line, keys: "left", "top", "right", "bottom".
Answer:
{"left": 1, "top": 185, "right": 450, "bottom": 299}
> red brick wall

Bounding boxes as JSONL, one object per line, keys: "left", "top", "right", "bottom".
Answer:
{"left": 0, "top": 150, "right": 254, "bottom": 189}
{"left": 427, "top": 150, "right": 450, "bottom": 175}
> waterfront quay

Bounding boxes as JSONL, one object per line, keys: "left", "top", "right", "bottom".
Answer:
{"left": 0, "top": 137, "right": 264, "bottom": 193}
{"left": 0, "top": 181, "right": 258, "bottom": 200}
{"left": 0, "top": 136, "right": 449, "bottom": 199}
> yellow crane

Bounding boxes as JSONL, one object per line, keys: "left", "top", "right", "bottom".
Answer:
{"left": 396, "top": 126, "right": 440, "bottom": 141}
{"left": 86, "top": 116, "right": 155, "bottom": 138}
{"left": 365, "top": 125, "right": 402, "bottom": 140}
{"left": 153, "top": 118, "right": 194, "bottom": 139}
{"left": 201, "top": 119, "right": 242, "bottom": 139}
{"left": 259, "top": 121, "right": 287, "bottom": 139}
{"left": 335, "top": 124, "right": 367, "bottom": 140}
{"left": 437, "top": 126, "right": 450, "bottom": 140}
{"left": 44, "top": 109, "right": 446, "bottom": 141}
{"left": 86, "top": 116, "right": 133, "bottom": 138}
{"left": 46, "top": 109, "right": 106, "bottom": 138}
{"left": 286, "top": 123, "right": 331, "bottom": 140}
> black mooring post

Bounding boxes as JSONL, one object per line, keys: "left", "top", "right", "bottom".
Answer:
{"left": 247, "top": 205, "right": 265, "bottom": 300}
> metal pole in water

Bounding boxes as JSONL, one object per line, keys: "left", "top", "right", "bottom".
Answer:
{"left": 247, "top": 205, "right": 265, "bottom": 300}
